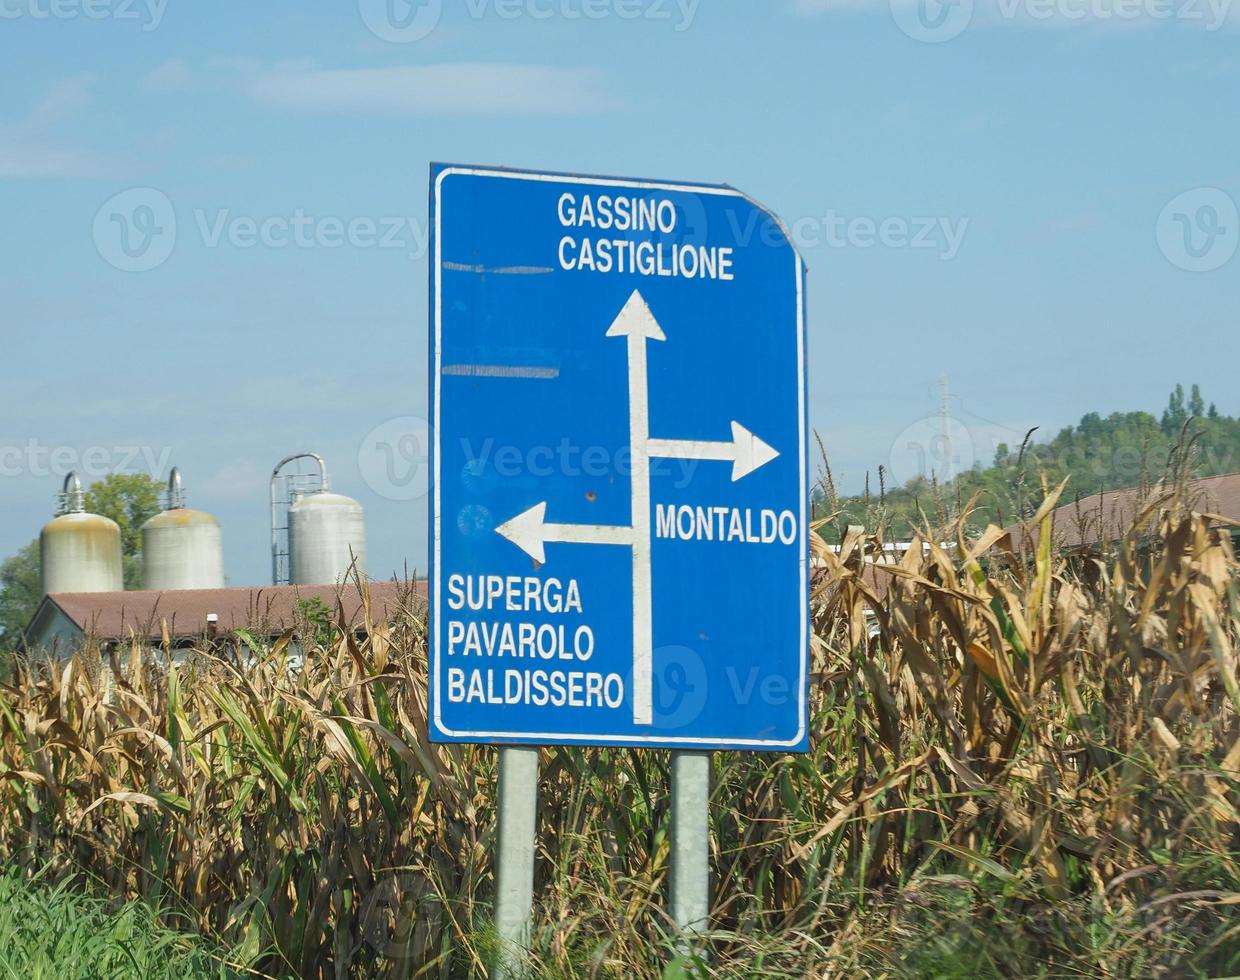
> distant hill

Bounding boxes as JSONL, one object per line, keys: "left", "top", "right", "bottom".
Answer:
{"left": 820, "top": 384, "right": 1240, "bottom": 541}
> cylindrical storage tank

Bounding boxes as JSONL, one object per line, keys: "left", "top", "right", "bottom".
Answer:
{"left": 141, "top": 509, "right": 224, "bottom": 590}
{"left": 288, "top": 491, "right": 366, "bottom": 585}
{"left": 40, "top": 512, "right": 124, "bottom": 594}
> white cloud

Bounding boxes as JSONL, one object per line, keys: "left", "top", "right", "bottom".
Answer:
{"left": 142, "top": 59, "right": 195, "bottom": 93}
{"left": 0, "top": 145, "right": 129, "bottom": 179}
{"left": 204, "top": 54, "right": 267, "bottom": 74}
{"left": 792, "top": 0, "right": 880, "bottom": 12}
{"left": 235, "top": 62, "right": 622, "bottom": 116}
{"left": 1038, "top": 210, "right": 1104, "bottom": 236}
{"left": 2, "top": 75, "right": 95, "bottom": 140}
{"left": 790, "top": 0, "right": 1240, "bottom": 31}
{"left": 0, "top": 76, "right": 131, "bottom": 178}
{"left": 1173, "top": 56, "right": 1240, "bottom": 77}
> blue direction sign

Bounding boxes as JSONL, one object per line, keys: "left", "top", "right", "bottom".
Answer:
{"left": 429, "top": 164, "right": 808, "bottom": 751}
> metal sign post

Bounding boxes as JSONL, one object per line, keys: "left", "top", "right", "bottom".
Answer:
{"left": 670, "top": 751, "right": 711, "bottom": 941}
{"left": 428, "top": 164, "right": 808, "bottom": 964}
{"left": 493, "top": 746, "right": 539, "bottom": 979}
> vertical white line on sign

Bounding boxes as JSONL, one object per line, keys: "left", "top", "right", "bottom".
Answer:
{"left": 607, "top": 289, "right": 664, "bottom": 726}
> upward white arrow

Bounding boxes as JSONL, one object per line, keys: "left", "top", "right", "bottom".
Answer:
{"left": 492, "top": 289, "right": 780, "bottom": 728}
{"left": 605, "top": 288, "right": 667, "bottom": 343}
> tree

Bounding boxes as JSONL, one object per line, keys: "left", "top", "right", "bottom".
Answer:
{"left": 1162, "top": 384, "right": 1187, "bottom": 435}
{"left": 1189, "top": 384, "right": 1206, "bottom": 419}
{"left": 0, "top": 541, "right": 41, "bottom": 653}
{"left": 824, "top": 385, "right": 1239, "bottom": 544}
{"left": 84, "top": 473, "right": 163, "bottom": 590}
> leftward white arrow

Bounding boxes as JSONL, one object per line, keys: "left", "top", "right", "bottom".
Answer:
{"left": 492, "top": 289, "right": 779, "bottom": 727}
{"left": 495, "top": 502, "right": 636, "bottom": 564}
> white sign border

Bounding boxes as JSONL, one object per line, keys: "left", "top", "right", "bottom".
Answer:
{"left": 431, "top": 165, "right": 808, "bottom": 749}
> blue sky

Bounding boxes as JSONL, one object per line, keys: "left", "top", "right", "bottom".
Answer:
{"left": 2, "top": 0, "right": 1238, "bottom": 587}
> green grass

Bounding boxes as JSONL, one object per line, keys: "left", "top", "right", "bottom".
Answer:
{"left": 0, "top": 867, "right": 243, "bottom": 980}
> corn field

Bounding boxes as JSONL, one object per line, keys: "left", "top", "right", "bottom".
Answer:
{"left": 1, "top": 481, "right": 1239, "bottom": 978}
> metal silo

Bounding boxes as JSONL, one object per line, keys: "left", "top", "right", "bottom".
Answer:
{"left": 39, "top": 472, "right": 124, "bottom": 595}
{"left": 141, "top": 468, "right": 225, "bottom": 591}
{"left": 288, "top": 490, "right": 367, "bottom": 585}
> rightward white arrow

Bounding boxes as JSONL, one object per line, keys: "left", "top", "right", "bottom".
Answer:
{"left": 495, "top": 502, "right": 636, "bottom": 564}
{"left": 649, "top": 421, "right": 780, "bottom": 482}
{"left": 493, "top": 289, "right": 780, "bottom": 727}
